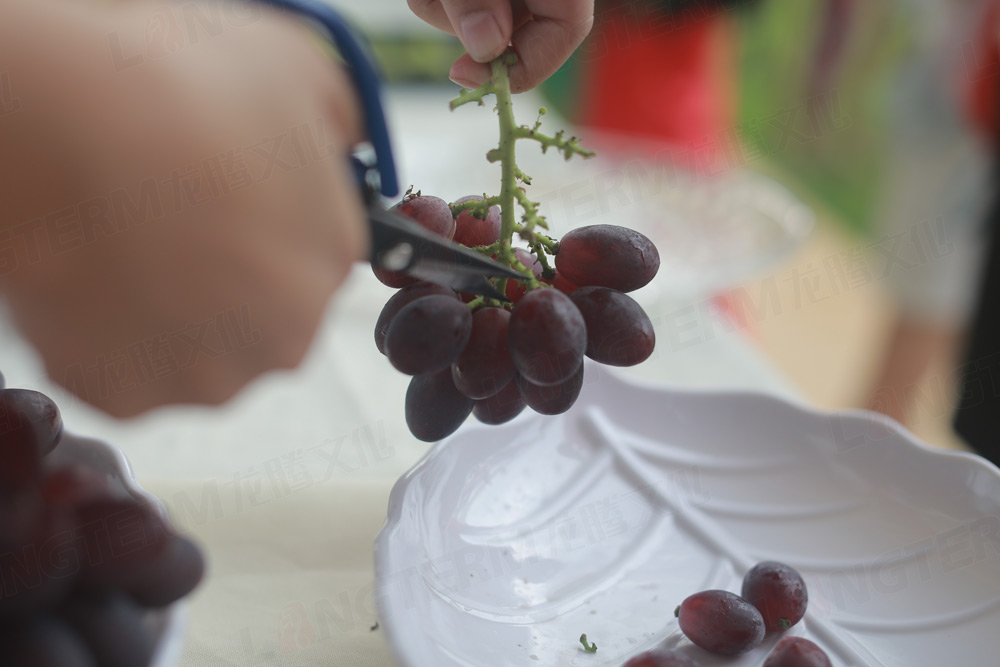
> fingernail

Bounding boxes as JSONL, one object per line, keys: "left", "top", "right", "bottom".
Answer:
{"left": 449, "top": 74, "right": 480, "bottom": 89}
{"left": 448, "top": 67, "right": 480, "bottom": 89}
{"left": 459, "top": 11, "right": 504, "bottom": 63}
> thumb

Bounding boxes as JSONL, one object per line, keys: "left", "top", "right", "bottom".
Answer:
{"left": 438, "top": 0, "right": 512, "bottom": 63}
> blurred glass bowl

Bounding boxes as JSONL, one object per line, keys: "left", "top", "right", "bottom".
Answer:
{"left": 631, "top": 167, "right": 816, "bottom": 298}
{"left": 533, "top": 128, "right": 817, "bottom": 300}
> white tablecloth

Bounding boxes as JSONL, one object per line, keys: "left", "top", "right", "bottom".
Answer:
{"left": 0, "top": 86, "right": 798, "bottom": 666}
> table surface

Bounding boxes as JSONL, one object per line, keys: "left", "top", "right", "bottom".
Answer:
{"left": 0, "top": 86, "right": 799, "bottom": 667}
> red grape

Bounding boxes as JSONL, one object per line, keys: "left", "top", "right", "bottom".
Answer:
{"left": 42, "top": 466, "right": 111, "bottom": 507}
{"left": 0, "top": 389, "right": 63, "bottom": 493}
{"left": 392, "top": 192, "right": 455, "bottom": 240}
{"left": 373, "top": 192, "right": 455, "bottom": 287}
{"left": 508, "top": 289, "right": 586, "bottom": 386}
{"left": 741, "top": 561, "right": 808, "bottom": 633}
{"left": 624, "top": 648, "right": 701, "bottom": 667}
{"left": 385, "top": 296, "right": 473, "bottom": 375}
{"left": 452, "top": 195, "right": 501, "bottom": 247}
{"left": 120, "top": 535, "right": 206, "bottom": 608}
{"left": 570, "top": 287, "right": 655, "bottom": 367}
{"left": 556, "top": 225, "right": 659, "bottom": 293}
{"left": 452, "top": 308, "right": 514, "bottom": 399}
{"left": 505, "top": 249, "right": 544, "bottom": 303}
{"left": 517, "top": 365, "right": 583, "bottom": 416}
{"left": 59, "top": 592, "right": 155, "bottom": 667}
{"left": 546, "top": 270, "right": 578, "bottom": 295}
{"left": 763, "top": 637, "right": 831, "bottom": 667}
{"left": 374, "top": 282, "right": 458, "bottom": 355}
{"left": 677, "top": 590, "right": 765, "bottom": 656}
{"left": 2, "top": 617, "right": 95, "bottom": 667}
{"left": 405, "top": 368, "right": 474, "bottom": 442}
{"left": 472, "top": 379, "right": 525, "bottom": 425}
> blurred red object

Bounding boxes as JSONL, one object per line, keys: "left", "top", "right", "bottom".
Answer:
{"left": 576, "top": 6, "right": 739, "bottom": 169}
{"left": 966, "top": 2, "right": 1000, "bottom": 139}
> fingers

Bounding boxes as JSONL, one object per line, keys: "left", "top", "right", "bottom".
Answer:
{"left": 406, "top": 0, "right": 456, "bottom": 35}
{"left": 409, "top": 0, "right": 514, "bottom": 63}
{"left": 508, "top": 0, "right": 593, "bottom": 92}
{"left": 443, "top": 0, "right": 516, "bottom": 63}
{"left": 444, "top": 0, "right": 594, "bottom": 92}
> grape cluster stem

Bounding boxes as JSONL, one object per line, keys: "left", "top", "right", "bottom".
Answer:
{"left": 449, "top": 51, "right": 594, "bottom": 308}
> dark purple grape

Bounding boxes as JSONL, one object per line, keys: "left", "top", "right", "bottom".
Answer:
{"left": 741, "top": 561, "right": 808, "bottom": 633}
{"left": 624, "top": 648, "right": 701, "bottom": 667}
{"left": 677, "top": 590, "right": 765, "bottom": 656}
{"left": 405, "top": 369, "right": 474, "bottom": 442}
{"left": 0, "top": 389, "right": 63, "bottom": 492}
{"left": 385, "top": 296, "right": 473, "bottom": 375}
{"left": 763, "top": 637, "right": 831, "bottom": 667}
{"left": 121, "top": 535, "right": 205, "bottom": 607}
{"left": 556, "top": 225, "right": 659, "bottom": 293}
{"left": 452, "top": 195, "right": 501, "bottom": 247}
{"left": 1, "top": 617, "right": 95, "bottom": 667}
{"left": 452, "top": 308, "right": 514, "bottom": 399}
{"left": 570, "top": 287, "right": 655, "bottom": 366}
{"left": 392, "top": 192, "right": 455, "bottom": 240}
{"left": 372, "top": 265, "right": 418, "bottom": 289}
{"left": 473, "top": 379, "right": 525, "bottom": 425}
{"left": 374, "top": 282, "right": 458, "bottom": 355}
{"left": 505, "top": 249, "right": 544, "bottom": 303}
{"left": 508, "top": 289, "right": 586, "bottom": 386}
{"left": 0, "top": 503, "right": 76, "bottom": 616}
{"left": 517, "top": 365, "right": 583, "bottom": 416}
{"left": 74, "top": 499, "right": 172, "bottom": 590}
{"left": 59, "top": 592, "right": 155, "bottom": 667}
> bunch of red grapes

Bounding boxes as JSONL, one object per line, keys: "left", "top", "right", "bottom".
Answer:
{"left": 0, "top": 373, "right": 205, "bottom": 667}
{"left": 373, "top": 191, "right": 660, "bottom": 442}
{"left": 623, "top": 561, "right": 831, "bottom": 666}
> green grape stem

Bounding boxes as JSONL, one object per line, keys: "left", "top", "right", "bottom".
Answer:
{"left": 449, "top": 195, "right": 502, "bottom": 218}
{"left": 511, "top": 125, "right": 596, "bottom": 161}
{"left": 492, "top": 52, "right": 519, "bottom": 266}
{"left": 579, "top": 633, "right": 598, "bottom": 653}
{"left": 449, "top": 80, "right": 495, "bottom": 111}
{"left": 448, "top": 51, "right": 594, "bottom": 308}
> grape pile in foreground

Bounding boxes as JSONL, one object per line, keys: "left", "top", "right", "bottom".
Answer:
{"left": 619, "top": 561, "right": 831, "bottom": 666}
{"left": 0, "top": 382, "right": 205, "bottom": 667}
{"left": 372, "top": 52, "right": 660, "bottom": 442}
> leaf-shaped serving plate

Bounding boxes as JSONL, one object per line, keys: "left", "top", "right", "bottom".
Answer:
{"left": 374, "top": 364, "right": 1000, "bottom": 666}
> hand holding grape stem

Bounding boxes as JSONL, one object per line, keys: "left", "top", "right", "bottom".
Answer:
{"left": 377, "top": 53, "right": 660, "bottom": 441}
{"left": 407, "top": 0, "right": 596, "bottom": 93}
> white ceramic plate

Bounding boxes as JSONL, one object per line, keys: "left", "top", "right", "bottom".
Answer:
{"left": 48, "top": 432, "right": 187, "bottom": 667}
{"left": 374, "top": 364, "right": 1000, "bottom": 666}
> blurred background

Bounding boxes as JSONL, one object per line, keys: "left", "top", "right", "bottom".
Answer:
{"left": 324, "top": 0, "right": 999, "bottom": 453}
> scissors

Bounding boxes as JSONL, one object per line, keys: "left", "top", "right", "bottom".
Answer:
{"left": 253, "top": 0, "right": 522, "bottom": 301}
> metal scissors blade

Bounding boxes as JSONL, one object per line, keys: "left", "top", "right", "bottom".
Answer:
{"left": 368, "top": 202, "right": 523, "bottom": 300}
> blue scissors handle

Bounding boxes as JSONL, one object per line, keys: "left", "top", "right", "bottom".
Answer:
{"left": 253, "top": 0, "right": 399, "bottom": 198}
